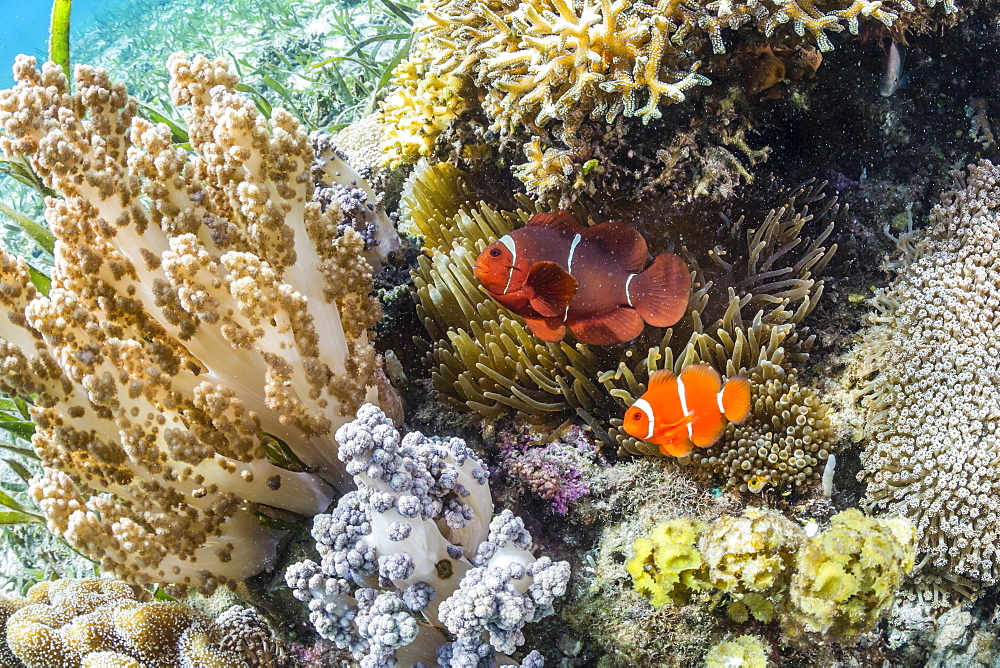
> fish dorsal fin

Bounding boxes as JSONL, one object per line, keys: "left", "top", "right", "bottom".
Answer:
{"left": 679, "top": 364, "right": 723, "bottom": 396}
{"left": 524, "top": 261, "right": 578, "bottom": 317}
{"left": 647, "top": 369, "right": 676, "bottom": 388}
{"left": 581, "top": 221, "right": 648, "bottom": 272}
{"left": 527, "top": 210, "right": 585, "bottom": 233}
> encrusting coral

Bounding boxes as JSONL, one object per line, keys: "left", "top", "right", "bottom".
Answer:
{"left": 0, "top": 54, "right": 398, "bottom": 593}
{"left": 626, "top": 508, "right": 915, "bottom": 640}
{"left": 787, "top": 509, "right": 916, "bottom": 637}
{"left": 699, "top": 507, "right": 804, "bottom": 623}
{"left": 704, "top": 635, "right": 769, "bottom": 668}
{"left": 406, "top": 160, "right": 840, "bottom": 492}
{"left": 625, "top": 517, "right": 710, "bottom": 607}
{"left": 850, "top": 159, "right": 1000, "bottom": 590}
{"left": 285, "top": 404, "right": 569, "bottom": 667}
{"left": 0, "top": 578, "right": 287, "bottom": 668}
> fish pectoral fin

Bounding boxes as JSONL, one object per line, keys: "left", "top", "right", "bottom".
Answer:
{"left": 581, "top": 221, "right": 648, "bottom": 272}
{"left": 523, "top": 315, "right": 567, "bottom": 341}
{"left": 526, "top": 210, "right": 585, "bottom": 233}
{"left": 658, "top": 438, "right": 694, "bottom": 458}
{"left": 568, "top": 307, "right": 644, "bottom": 345}
{"left": 524, "top": 261, "right": 578, "bottom": 317}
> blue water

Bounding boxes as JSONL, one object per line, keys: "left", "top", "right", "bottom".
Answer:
{"left": 0, "top": 0, "right": 113, "bottom": 89}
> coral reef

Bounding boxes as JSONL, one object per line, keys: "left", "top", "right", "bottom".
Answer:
{"left": 413, "top": 0, "right": 956, "bottom": 195}
{"left": 405, "top": 161, "right": 840, "bottom": 491}
{"left": 285, "top": 404, "right": 569, "bottom": 666}
{"left": 0, "top": 578, "right": 286, "bottom": 668}
{"left": 626, "top": 508, "right": 915, "bottom": 639}
{"left": 850, "top": 159, "right": 1000, "bottom": 590}
{"left": 0, "top": 55, "right": 396, "bottom": 593}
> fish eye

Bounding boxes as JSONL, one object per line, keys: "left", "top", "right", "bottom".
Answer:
{"left": 632, "top": 411, "right": 642, "bottom": 420}
{"left": 489, "top": 248, "right": 501, "bottom": 257}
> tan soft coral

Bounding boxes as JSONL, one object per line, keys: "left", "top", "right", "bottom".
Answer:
{"left": 1, "top": 578, "right": 284, "bottom": 668}
{"left": 0, "top": 55, "right": 386, "bottom": 594}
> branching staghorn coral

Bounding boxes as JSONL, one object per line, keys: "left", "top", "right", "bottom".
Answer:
{"left": 414, "top": 0, "right": 956, "bottom": 194}
{"left": 417, "top": 0, "right": 948, "bottom": 130}
{"left": 0, "top": 578, "right": 287, "bottom": 668}
{"left": 406, "top": 161, "right": 840, "bottom": 491}
{"left": 0, "top": 55, "right": 392, "bottom": 593}
{"left": 850, "top": 160, "right": 1000, "bottom": 589}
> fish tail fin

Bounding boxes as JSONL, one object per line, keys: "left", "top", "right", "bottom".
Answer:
{"left": 721, "top": 376, "right": 752, "bottom": 424}
{"left": 629, "top": 253, "right": 691, "bottom": 328}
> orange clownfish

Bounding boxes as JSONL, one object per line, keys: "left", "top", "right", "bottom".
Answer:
{"left": 622, "top": 364, "right": 752, "bottom": 457}
{"left": 473, "top": 211, "right": 690, "bottom": 346}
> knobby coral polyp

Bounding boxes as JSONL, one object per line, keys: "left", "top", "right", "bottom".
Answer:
{"left": 0, "top": 54, "right": 389, "bottom": 594}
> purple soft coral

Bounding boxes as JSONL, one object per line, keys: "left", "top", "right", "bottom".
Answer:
{"left": 500, "top": 425, "right": 595, "bottom": 514}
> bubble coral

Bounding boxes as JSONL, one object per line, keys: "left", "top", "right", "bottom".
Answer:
{"left": 850, "top": 160, "right": 1000, "bottom": 590}
{"left": 0, "top": 54, "right": 393, "bottom": 593}
{"left": 1, "top": 578, "right": 284, "bottom": 668}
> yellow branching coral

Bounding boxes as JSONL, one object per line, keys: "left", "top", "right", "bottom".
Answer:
{"left": 379, "top": 52, "right": 468, "bottom": 169}
{"left": 1, "top": 578, "right": 285, "bottom": 668}
{"left": 408, "top": 163, "right": 840, "bottom": 491}
{"left": 0, "top": 55, "right": 387, "bottom": 593}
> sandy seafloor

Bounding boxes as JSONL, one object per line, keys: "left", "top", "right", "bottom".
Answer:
{"left": 2, "top": 0, "right": 1000, "bottom": 666}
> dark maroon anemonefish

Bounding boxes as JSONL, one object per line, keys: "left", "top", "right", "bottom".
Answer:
{"left": 473, "top": 211, "right": 691, "bottom": 345}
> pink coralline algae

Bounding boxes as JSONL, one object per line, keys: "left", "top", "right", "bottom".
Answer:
{"left": 501, "top": 425, "right": 598, "bottom": 514}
